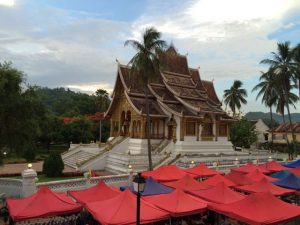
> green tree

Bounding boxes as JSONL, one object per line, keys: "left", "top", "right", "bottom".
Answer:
{"left": 65, "top": 117, "right": 94, "bottom": 144}
{"left": 0, "top": 62, "right": 45, "bottom": 156}
{"left": 252, "top": 70, "right": 277, "bottom": 150}
{"left": 230, "top": 118, "right": 258, "bottom": 148}
{"left": 292, "top": 43, "right": 300, "bottom": 97}
{"left": 125, "top": 27, "right": 166, "bottom": 171}
{"left": 261, "top": 42, "right": 299, "bottom": 153}
{"left": 95, "top": 89, "right": 110, "bottom": 112}
{"left": 223, "top": 80, "right": 247, "bottom": 117}
{"left": 42, "top": 152, "right": 64, "bottom": 177}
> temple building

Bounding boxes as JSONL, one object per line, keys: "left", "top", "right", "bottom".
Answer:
{"left": 105, "top": 47, "right": 235, "bottom": 155}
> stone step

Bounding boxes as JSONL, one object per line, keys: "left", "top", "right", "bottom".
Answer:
{"left": 63, "top": 150, "right": 99, "bottom": 169}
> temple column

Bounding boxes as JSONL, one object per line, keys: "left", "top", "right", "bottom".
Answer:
{"left": 213, "top": 119, "right": 216, "bottom": 141}
{"left": 163, "top": 120, "right": 165, "bottom": 138}
{"left": 141, "top": 118, "right": 146, "bottom": 139}
{"left": 180, "top": 117, "right": 184, "bottom": 141}
{"left": 215, "top": 121, "right": 219, "bottom": 141}
{"left": 110, "top": 119, "right": 113, "bottom": 137}
{"left": 199, "top": 123, "right": 202, "bottom": 141}
{"left": 196, "top": 121, "right": 199, "bottom": 141}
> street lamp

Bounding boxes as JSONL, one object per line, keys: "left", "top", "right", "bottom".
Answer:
{"left": 133, "top": 173, "right": 146, "bottom": 225}
{"left": 28, "top": 163, "right": 32, "bottom": 169}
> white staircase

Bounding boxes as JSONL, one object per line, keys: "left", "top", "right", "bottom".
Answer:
{"left": 63, "top": 150, "right": 99, "bottom": 168}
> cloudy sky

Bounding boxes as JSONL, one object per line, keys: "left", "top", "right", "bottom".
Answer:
{"left": 0, "top": 0, "right": 299, "bottom": 113}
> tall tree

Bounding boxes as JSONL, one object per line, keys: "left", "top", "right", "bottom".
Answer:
{"left": 223, "top": 80, "right": 247, "bottom": 117}
{"left": 292, "top": 43, "right": 300, "bottom": 97}
{"left": 261, "top": 42, "right": 299, "bottom": 152}
{"left": 95, "top": 89, "right": 110, "bottom": 111}
{"left": 125, "top": 27, "right": 166, "bottom": 170}
{"left": 252, "top": 70, "right": 277, "bottom": 150}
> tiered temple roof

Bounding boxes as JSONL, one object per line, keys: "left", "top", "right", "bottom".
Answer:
{"left": 106, "top": 46, "right": 231, "bottom": 120}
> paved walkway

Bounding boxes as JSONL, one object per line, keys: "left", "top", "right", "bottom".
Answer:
{"left": 0, "top": 161, "right": 75, "bottom": 176}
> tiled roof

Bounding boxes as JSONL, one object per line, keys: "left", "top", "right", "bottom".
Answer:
{"left": 271, "top": 122, "right": 300, "bottom": 133}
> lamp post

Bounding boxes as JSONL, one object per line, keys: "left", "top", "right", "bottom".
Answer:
{"left": 133, "top": 173, "right": 145, "bottom": 225}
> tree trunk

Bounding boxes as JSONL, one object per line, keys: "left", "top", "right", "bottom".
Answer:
{"left": 144, "top": 86, "right": 153, "bottom": 171}
{"left": 270, "top": 107, "right": 274, "bottom": 152}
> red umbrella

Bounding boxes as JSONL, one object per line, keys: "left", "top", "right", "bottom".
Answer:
{"left": 259, "top": 161, "right": 290, "bottom": 173}
{"left": 201, "top": 174, "right": 236, "bottom": 187}
{"left": 188, "top": 182, "right": 245, "bottom": 204}
{"left": 209, "top": 192, "right": 300, "bottom": 225}
{"left": 225, "top": 171, "right": 254, "bottom": 186}
{"left": 231, "top": 162, "right": 269, "bottom": 174}
{"left": 86, "top": 190, "right": 169, "bottom": 225}
{"left": 143, "top": 189, "right": 207, "bottom": 217}
{"left": 245, "top": 169, "right": 277, "bottom": 182}
{"left": 163, "top": 174, "right": 211, "bottom": 192}
{"left": 184, "top": 163, "right": 223, "bottom": 178}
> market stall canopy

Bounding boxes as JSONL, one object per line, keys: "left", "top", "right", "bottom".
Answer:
{"left": 188, "top": 182, "right": 245, "bottom": 204}
{"left": 225, "top": 171, "right": 254, "bottom": 186}
{"left": 68, "top": 181, "right": 120, "bottom": 205}
{"left": 7, "top": 187, "right": 82, "bottom": 222}
{"left": 245, "top": 169, "right": 277, "bottom": 182}
{"left": 163, "top": 174, "right": 211, "bottom": 192}
{"left": 273, "top": 173, "right": 300, "bottom": 191}
{"left": 236, "top": 178, "right": 295, "bottom": 196}
{"left": 120, "top": 177, "right": 173, "bottom": 196}
{"left": 289, "top": 167, "right": 300, "bottom": 176}
{"left": 231, "top": 162, "right": 269, "bottom": 174}
{"left": 201, "top": 174, "right": 236, "bottom": 187}
{"left": 86, "top": 190, "right": 170, "bottom": 225}
{"left": 283, "top": 159, "right": 300, "bottom": 168}
{"left": 184, "top": 163, "right": 223, "bottom": 178}
{"left": 259, "top": 161, "right": 290, "bottom": 173}
{"left": 271, "top": 170, "right": 293, "bottom": 180}
{"left": 209, "top": 192, "right": 300, "bottom": 225}
{"left": 143, "top": 189, "right": 207, "bottom": 217}
{"left": 142, "top": 165, "right": 191, "bottom": 182}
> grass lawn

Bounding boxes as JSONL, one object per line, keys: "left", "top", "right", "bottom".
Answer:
{"left": 8, "top": 174, "right": 83, "bottom": 183}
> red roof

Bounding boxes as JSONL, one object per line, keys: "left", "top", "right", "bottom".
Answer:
{"left": 184, "top": 163, "right": 223, "bottom": 178}
{"left": 201, "top": 174, "right": 236, "bottom": 187}
{"left": 86, "top": 190, "right": 169, "bottom": 225}
{"left": 236, "top": 178, "right": 296, "bottom": 196}
{"left": 7, "top": 187, "right": 82, "bottom": 221}
{"left": 231, "top": 162, "right": 269, "bottom": 174}
{"left": 245, "top": 169, "right": 277, "bottom": 182}
{"left": 68, "top": 181, "right": 120, "bottom": 205}
{"left": 259, "top": 161, "right": 289, "bottom": 173}
{"left": 225, "top": 171, "right": 255, "bottom": 186}
{"left": 209, "top": 192, "right": 300, "bottom": 225}
{"left": 142, "top": 165, "right": 191, "bottom": 182}
{"left": 163, "top": 174, "right": 211, "bottom": 192}
{"left": 188, "top": 182, "right": 245, "bottom": 204}
{"left": 143, "top": 189, "right": 207, "bottom": 217}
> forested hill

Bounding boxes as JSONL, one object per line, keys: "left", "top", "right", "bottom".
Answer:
{"left": 35, "top": 87, "right": 110, "bottom": 116}
{"left": 245, "top": 112, "right": 300, "bottom": 124}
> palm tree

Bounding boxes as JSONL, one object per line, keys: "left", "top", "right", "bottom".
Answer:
{"left": 252, "top": 70, "right": 277, "bottom": 150}
{"left": 292, "top": 43, "right": 300, "bottom": 97}
{"left": 125, "top": 27, "right": 166, "bottom": 171}
{"left": 223, "top": 80, "right": 247, "bottom": 117}
{"left": 261, "top": 42, "right": 298, "bottom": 152}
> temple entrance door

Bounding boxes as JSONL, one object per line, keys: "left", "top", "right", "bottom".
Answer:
{"left": 168, "top": 125, "right": 173, "bottom": 140}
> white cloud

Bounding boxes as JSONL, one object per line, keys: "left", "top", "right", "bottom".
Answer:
{"left": 67, "top": 82, "right": 113, "bottom": 94}
{"left": 0, "top": 0, "right": 14, "bottom": 7}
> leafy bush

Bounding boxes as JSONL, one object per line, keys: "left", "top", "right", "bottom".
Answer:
{"left": 42, "top": 153, "right": 64, "bottom": 177}
{"left": 23, "top": 147, "right": 36, "bottom": 162}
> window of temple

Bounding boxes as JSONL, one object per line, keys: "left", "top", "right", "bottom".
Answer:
{"left": 202, "top": 123, "right": 213, "bottom": 136}
{"left": 186, "top": 121, "right": 196, "bottom": 136}
{"left": 219, "top": 124, "right": 227, "bottom": 136}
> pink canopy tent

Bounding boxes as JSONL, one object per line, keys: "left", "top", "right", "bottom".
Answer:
{"left": 201, "top": 174, "right": 236, "bottom": 187}
{"left": 259, "top": 161, "right": 291, "bottom": 173}
{"left": 225, "top": 171, "right": 254, "bottom": 186}
{"left": 86, "top": 190, "right": 169, "bottom": 225}
{"left": 231, "top": 162, "right": 269, "bottom": 174}
{"left": 143, "top": 189, "right": 207, "bottom": 217}
{"left": 184, "top": 163, "right": 224, "bottom": 178}
{"left": 245, "top": 169, "right": 277, "bottom": 182}
{"left": 68, "top": 181, "right": 120, "bottom": 205}
{"left": 7, "top": 187, "right": 82, "bottom": 221}
{"left": 209, "top": 192, "right": 300, "bottom": 225}
{"left": 188, "top": 182, "right": 245, "bottom": 204}
{"left": 235, "top": 178, "right": 296, "bottom": 196}
{"left": 163, "top": 174, "right": 211, "bottom": 192}
{"left": 142, "top": 165, "right": 192, "bottom": 182}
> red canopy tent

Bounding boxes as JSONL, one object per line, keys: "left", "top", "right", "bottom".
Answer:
{"left": 86, "top": 190, "right": 169, "bottom": 225}
{"left": 231, "top": 162, "right": 269, "bottom": 174}
{"left": 209, "top": 192, "right": 300, "bottom": 225}
{"left": 163, "top": 174, "right": 211, "bottom": 192}
{"left": 225, "top": 171, "right": 254, "bottom": 186}
{"left": 201, "top": 174, "right": 236, "bottom": 187}
{"left": 188, "top": 182, "right": 245, "bottom": 204}
{"left": 235, "top": 178, "right": 296, "bottom": 196}
{"left": 290, "top": 166, "right": 300, "bottom": 176}
{"left": 245, "top": 169, "right": 277, "bottom": 182}
{"left": 142, "top": 165, "right": 192, "bottom": 182}
{"left": 143, "top": 189, "right": 207, "bottom": 217}
{"left": 184, "top": 163, "right": 223, "bottom": 178}
{"left": 7, "top": 187, "right": 82, "bottom": 222}
{"left": 68, "top": 181, "right": 120, "bottom": 205}
{"left": 258, "top": 161, "right": 290, "bottom": 173}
